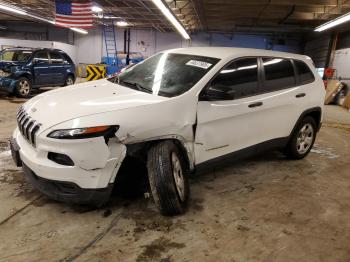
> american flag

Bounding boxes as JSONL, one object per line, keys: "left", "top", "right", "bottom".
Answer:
{"left": 55, "top": 0, "right": 93, "bottom": 28}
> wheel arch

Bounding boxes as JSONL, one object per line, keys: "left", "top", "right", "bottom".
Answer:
{"left": 125, "top": 137, "right": 194, "bottom": 171}
{"left": 289, "top": 107, "right": 322, "bottom": 139}
{"left": 66, "top": 73, "right": 76, "bottom": 82}
{"left": 18, "top": 73, "right": 33, "bottom": 83}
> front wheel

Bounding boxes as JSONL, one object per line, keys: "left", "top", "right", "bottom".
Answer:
{"left": 285, "top": 116, "right": 317, "bottom": 159}
{"left": 15, "top": 77, "right": 32, "bottom": 98}
{"left": 147, "top": 141, "right": 190, "bottom": 216}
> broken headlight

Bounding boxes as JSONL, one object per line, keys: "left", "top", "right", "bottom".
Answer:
{"left": 0, "top": 70, "right": 12, "bottom": 78}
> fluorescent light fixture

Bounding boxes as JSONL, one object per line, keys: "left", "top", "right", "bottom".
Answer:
{"left": 91, "top": 5, "right": 103, "bottom": 13}
{"left": 0, "top": 4, "right": 27, "bottom": 15}
{"left": 116, "top": 21, "right": 128, "bottom": 27}
{"left": 101, "top": 15, "right": 118, "bottom": 19}
{"left": 26, "top": 13, "right": 55, "bottom": 24}
{"left": 315, "top": 12, "right": 350, "bottom": 32}
{"left": 70, "top": 28, "right": 88, "bottom": 34}
{"left": 151, "top": 0, "right": 190, "bottom": 39}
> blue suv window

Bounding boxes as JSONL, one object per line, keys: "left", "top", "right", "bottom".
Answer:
{"left": 34, "top": 51, "right": 49, "bottom": 63}
{"left": 50, "top": 52, "right": 64, "bottom": 64}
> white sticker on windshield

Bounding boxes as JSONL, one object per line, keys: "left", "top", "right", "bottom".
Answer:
{"left": 186, "top": 60, "right": 212, "bottom": 69}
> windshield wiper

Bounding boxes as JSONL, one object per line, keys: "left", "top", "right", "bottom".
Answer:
{"left": 119, "top": 80, "right": 152, "bottom": 94}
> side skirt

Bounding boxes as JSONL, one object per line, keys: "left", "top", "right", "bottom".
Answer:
{"left": 194, "top": 137, "right": 289, "bottom": 173}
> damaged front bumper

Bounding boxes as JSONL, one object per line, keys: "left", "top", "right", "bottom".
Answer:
{"left": 0, "top": 77, "right": 17, "bottom": 93}
{"left": 12, "top": 128, "right": 126, "bottom": 206}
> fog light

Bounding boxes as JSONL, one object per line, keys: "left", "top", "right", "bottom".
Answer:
{"left": 48, "top": 152, "right": 74, "bottom": 166}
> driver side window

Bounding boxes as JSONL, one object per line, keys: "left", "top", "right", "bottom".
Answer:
{"left": 210, "top": 57, "right": 259, "bottom": 100}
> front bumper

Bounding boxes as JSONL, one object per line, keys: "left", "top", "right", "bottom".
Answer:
{"left": 22, "top": 163, "right": 113, "bottom": 206}
{"left": 0, "top": 77, "right": 17, "bottom": 93}
{"left": 12, "top": 128, "right": 126, "bottom": 205}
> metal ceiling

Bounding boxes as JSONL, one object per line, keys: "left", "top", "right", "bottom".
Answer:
{"left": 1, "top": 0, "right": 350, "bottom": 33}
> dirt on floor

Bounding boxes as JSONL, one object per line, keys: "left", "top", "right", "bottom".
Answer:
{"left": 1, "top": 92, "right": 350, "bottom": 262}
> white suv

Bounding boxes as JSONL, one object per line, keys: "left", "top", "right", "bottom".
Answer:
{"left": 10, "top": 47, "right": 325, "bottom": 215}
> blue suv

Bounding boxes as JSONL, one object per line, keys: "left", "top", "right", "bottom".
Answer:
{"left": 0, "top": 48, "right": 75, "bottom": 98}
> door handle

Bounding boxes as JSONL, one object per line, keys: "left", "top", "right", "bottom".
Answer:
{"left": 296, "top": 93, "right": 306, "bottom": 98}
{"left": 248, "top": 102, "right": 263, "bottom": 108}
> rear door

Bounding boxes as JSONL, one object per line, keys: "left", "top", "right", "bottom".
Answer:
{"left": 32, "top": 50, "right": 50, "bottom": 85}
{"left": 49, "top": 51, "right": 66, "bottom": 85}
{"left": 255, "top": 57, "right": 306, "bottom": 141}
{"left": 194, "top": 57, "right": 265, "bottom": 164}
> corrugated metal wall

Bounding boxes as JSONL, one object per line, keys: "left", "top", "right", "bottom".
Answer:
{"left": 304, "top": 33, "right": 331, "bottom": 68}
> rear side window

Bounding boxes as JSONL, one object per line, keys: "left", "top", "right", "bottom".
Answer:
{"left": 294, "top": 60, "right": 315, "bottom": 85}
{"left": 49, "top": 52, "right": 64, "bottom": 64}
{"left": 33, "top": 51, "right": 49, "bottom": 63}
{"left": 211, "top": 58, "right": 259, "bottom": 99}
{"left": 262, "top": 58, "right": 296, "bottom": 92}
{"left": 61, "top": 53, "right": 73, "bottom": 64}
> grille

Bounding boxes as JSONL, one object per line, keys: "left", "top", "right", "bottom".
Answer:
{"left": 16, "top": 106, "right": 41, "bottom": 147}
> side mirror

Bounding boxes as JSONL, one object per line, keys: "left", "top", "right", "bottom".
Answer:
{"left": 200, "top": 85, "right": 235, "bottom": 101}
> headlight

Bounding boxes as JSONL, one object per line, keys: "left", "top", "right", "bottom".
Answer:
{"left": 48, "top": 125, "right": 118, "bottom": 139}
{"left": 0, "top": 70, "right": 12, "bottom": 77}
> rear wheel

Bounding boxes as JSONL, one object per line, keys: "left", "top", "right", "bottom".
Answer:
{"left": 147, "top": 141, "right": 190, "bottom": 216}
{"left": 65, "top": 75, "right": 74, "bottom": 86}
{"left": 285, "top": 116, "right": 317, "bottom": 159}
{"left": 15, "top": 77, "right": 31, "bottom": 98}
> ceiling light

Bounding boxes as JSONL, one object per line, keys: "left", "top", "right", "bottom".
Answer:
{"left": 0, "top": 4, "right": 26, "bottom": 15}
{"left": 100, "top": 15, "right": 118, "bottom": 19}
{"left": 116, "top": 21, "right": 128, "bottom": 27}
{"left": 91, "top": 5, "right": 103, "bottom": 13}
{"left": 70, "top": 28, "right": 88, "bottom": 34}
{"left": 151, "top": 0, "right": 190, "bottom": 39}
{"left": 315, "top": 12, "right": 350, "bottom": 32}
{"left": 26, "top": 13, "right": 55, "bottom": 24}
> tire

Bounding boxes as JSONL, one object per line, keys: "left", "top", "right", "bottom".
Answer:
{"left": 285, "top": 116, "right": 317, "bottom": 159}
{"left": 15, "top": 77, "right": 32, "bottom": 98}
{"left": 147, "top": 141, "right": 190, "bottom": 216}
{"left": 64, "top": 75, "right": 75, "bottom": 86}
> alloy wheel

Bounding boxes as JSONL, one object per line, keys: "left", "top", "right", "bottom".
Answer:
{"left": 18, "top": 79, "right": 30, "bottom": 96}
{"left": 66, "top": 77, "right": 74, "bottom": 85}
{"left": 296, "top": 123, "right": 314, "bottom": 154}
{"left": 171, "top": 152, "right": 185, "bottom": 202}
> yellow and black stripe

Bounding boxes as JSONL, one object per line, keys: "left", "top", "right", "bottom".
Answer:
{"left": 86, "top": 65, "right": 107, "bottom": 81}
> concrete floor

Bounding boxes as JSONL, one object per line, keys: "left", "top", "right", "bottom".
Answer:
{"left": 1, "top": 91, "right": 350, "bottom": 262}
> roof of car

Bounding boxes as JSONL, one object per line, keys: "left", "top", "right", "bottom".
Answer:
{"left": 166, "top": 47, "right": 311, "bottom": 61}
{"left": 2, "top": 47, "right": 63, "bottom": 52}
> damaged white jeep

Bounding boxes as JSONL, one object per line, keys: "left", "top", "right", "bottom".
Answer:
{"left": 10, "top": 47, "right": 325, "bottom": 215}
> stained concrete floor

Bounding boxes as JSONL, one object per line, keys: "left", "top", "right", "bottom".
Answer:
{"left": 0, "top": 92, "right": 350, "bottom": 262}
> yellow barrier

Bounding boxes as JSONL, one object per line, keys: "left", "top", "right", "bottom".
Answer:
{"left": 86, "top": 64, "right": 106, "bottom": 81}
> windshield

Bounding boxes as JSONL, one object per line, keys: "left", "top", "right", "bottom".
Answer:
{"left": 0, "top": 50, "right": 33, "bottom": 63}
{"left": 109, "top": 53, "right": 220, "bottom": 97}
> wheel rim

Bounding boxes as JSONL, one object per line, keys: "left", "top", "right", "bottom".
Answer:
{"left": 171, "top": 152, "right": 185, "bottom": 202}
{"left": 18, "top": 79, "right": 30, "bottom": 96}
{"left": 296, "top": 123, "right": 314, "bottom": 154}
{"left": 66, "top": 77, "right": 74, "bottom": 85}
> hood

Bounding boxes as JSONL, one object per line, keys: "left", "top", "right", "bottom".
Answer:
{"left": 0, "top": 61, "right": 25, "bottom": 71}
{"left": 23, "top": 79, "right": 168, "bottom": 130}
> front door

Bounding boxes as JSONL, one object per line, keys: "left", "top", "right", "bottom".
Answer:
{"left": 194, "top": 57, "right": 265, "bottom": 164}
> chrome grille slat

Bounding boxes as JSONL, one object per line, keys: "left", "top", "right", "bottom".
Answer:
{"left": 16, "top": 107, "right": 41, "bottom": 147}
{"left": 25, "top": 121, "right": 34, "bottom": 140}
